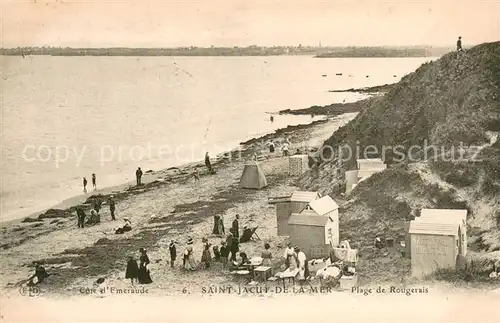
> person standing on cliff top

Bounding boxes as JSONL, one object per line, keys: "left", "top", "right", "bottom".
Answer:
{"left": 83, "top": 177, "right": 88, "bottom": 193}
{"left": 457, "top": 36, "right": 463, "bottom": 52}
{"left": 91, "top": 173, "right": 97, "bottom": 190}
{"left": 136, "top": 167, "right": 143, "bottom": 186}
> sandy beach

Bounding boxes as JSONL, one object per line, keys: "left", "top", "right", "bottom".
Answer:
{"left": 0, "top": 111, "right": 355, "bottom": 298}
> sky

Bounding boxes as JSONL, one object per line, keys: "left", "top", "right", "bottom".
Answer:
{"left": 1, "top": 0, "right": 499, "bottom": 48}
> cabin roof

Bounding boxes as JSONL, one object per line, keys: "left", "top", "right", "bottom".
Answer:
{"left": 357, "top": 158, "right": 386, "bottom": 171}
{"left": 288, "top": 213, "right": 329, "bottom": 227}
{"left": 291, "top": 191, "right": 321, "bottom": 203}
{"left": 290, "top": 154, "right": 308, "bottom": 159}
{"left": 268, "top": 196, "right": 292, "bottom": 204}
{"left": 409, "top": 220, "right": 459, "bottom": 236}
{"left": 418, "top": 209, "right": 467, "bottom": 225}
{"left": 307, "top": 196, "right": 339, "bottom": 215}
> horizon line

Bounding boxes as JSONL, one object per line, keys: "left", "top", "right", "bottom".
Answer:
{"left": 1, "top": 44, "right": 457, "bottom": 50}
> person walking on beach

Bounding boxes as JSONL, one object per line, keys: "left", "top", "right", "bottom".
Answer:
{"left": 135, "top": 167, "right": 143, "bottom": 186}
{"left": 220, "top": 241, "right": 229, "bottom": 268}
{"left": 232, "top": 214, "right": 240, "bottom": 238}
{"left": 125, "top": 256, "right": 139, "bottom": 285}
{"left": 138, "top": 248, "right": 153, "bottom": 284}
{"left": 83, "top": 177, "right": 88, "bottom": 193}
{"left": 201, "top": 238, "right": 212, "bottom": 269}
{"left": 193, "top": 168, "right": 200, "bottom": 182}
{"left": 229, "top": 230, "right": 240, "bottom": 262}
{"left": 93, "top": 196, "right": 102, "bottom": 214}
{"left": 92, "top": 173, "right": 97, "bottom": 190}
{"left": 76, "top": 207, "right": 86, "bottom": 228}
{"left": 108, "top": 196, "right": 116, "bottom": 221}
{"left": 282, "top": 141, "right": 290, "bottom": 156}
{"left": 169, "top": 240, "right": 177, "bottom": 268}
{"left": 205, "top": 152, "right": 213, "bottom": 174}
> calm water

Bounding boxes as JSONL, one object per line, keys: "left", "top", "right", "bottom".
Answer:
{"left": 1, "top": 55, "right": 435, "bottom": 221}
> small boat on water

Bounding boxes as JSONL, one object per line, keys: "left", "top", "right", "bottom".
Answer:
{"left": 336, "top": 73, "right": 342, "bottom": 76}
{"left": 322, "top": 74, "right": 327, "bottom": 77}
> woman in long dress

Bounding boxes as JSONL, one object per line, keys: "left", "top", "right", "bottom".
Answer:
{"left": 212, "top": 215, "right": 220, "bottom": 235}
{"left": 201, "top": 242, "right": 212, "bottom": 269}
{"left": 218, "top": 214, "right": 225, "bottom": 236}
{"left": 261, "top": 243, "right": 273, "bottom": 267}
{"left": 137, "top": 248, "right": 153, "bottom": 284}
{"left": 184, "top": 238, "right": 198, "bottom": 271}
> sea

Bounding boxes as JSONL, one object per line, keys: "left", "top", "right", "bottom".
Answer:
{"left": 0, "top": 55, "right": 436, "bottom": 221}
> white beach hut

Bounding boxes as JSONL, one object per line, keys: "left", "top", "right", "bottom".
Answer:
{"left": 416, "top": 209, "right": 468, "bottom": 257}
{"left": 409, "top": 220, "right": 460, "bottom": 277}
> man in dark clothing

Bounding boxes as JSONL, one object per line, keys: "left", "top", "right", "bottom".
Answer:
{"left": 220, "top": 241, "right": 229, "bottom": 268}
{"left": 93, "top": 196, "right": 102, "bottom": 214}
{"left": 92, "top": 173, "right": 97, "bottom": 190}
{"left": 232, "top": 214, "right": 240, "bottom": 238}
{"left": 136, "top": 167, "right": 143, "bottom": 186}
{"left": 205, "top": 152, "right": 213, "bottom": 174}
{"left": 108, "top": 196, "right": 116, "bottom": 220}
{"left": 457, "top": 36, "right": 463, "bottom": 52}
{"left": 169, "top": 240, "right": 177, "bottom": 268}
{"left": 76, "top": 207, "right": 86, "bottom": 228}
{"left": 230, "top": 234, "right": 239, "bottom": 262}
{"left": 83, "top": 177, "right": 88, "bottom": 193}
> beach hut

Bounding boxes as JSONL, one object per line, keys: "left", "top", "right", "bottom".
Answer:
{"left": 239, "top": 162, "right": 267, "bottom": 189}
{"left": 301, "top": 196, "right": 340, "bottom": 246}
{"left": 416, "top": 209, "right": 468, "bottom": 257}
{"left": 288, "top": 212, "right": 336, "bottom": 258}
{"left": 356, "top": 158, "right": 386, "bottom": 181}
{"left": 408, "top": 220, "right": 460, "bottom": 277}
{"left": 345, "top": 170, "right": 359, "bottom": 194}
{"left": 290, "top": 191, "right": 321, "bottom": 214}
{"left": 268, "top": 196, "right": 293, "bottom": 236}
{"left": 289, "top": 155, "right": 309, "bottom": 176}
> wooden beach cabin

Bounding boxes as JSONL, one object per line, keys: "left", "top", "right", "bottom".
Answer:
{"left": 239, "top": 162, "right": 267, "bottom": 189}
{"left": 301, "top": 196, "right": 340, "bottom": 246}
{"left": 416, "top": 209, "right": 468, "bottom": 257}
{"left": 288, "top": 212, "right": 335, "bottom": 258}
{"left": 409, "top": 220, "right": 460, "bottom": 277}
{"left": 289, "top": 155, "right": 309, "bottom": 176}
{"left": 268, "top": 196, "right": 293, "bottom": 236}
{"left": 268, "top": 190, "right": 321, "bottom": 236}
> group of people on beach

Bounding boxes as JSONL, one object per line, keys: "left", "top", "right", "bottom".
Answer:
{"left": 125, "top": 211, "right": 310, "bottom": 284}
{"left": 82, "top": 173, "right": 97, "bottom": 193}
{"left": 75, "top": 195, "right": 118, "bottom": 228}
{"left": 82, "top": 167, "right": 144, "bottom": 194}
{"left": 125, "top": 248, "right": 153, "bottom": 284}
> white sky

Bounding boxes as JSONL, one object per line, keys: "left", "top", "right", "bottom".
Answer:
{"left": 1, "top": 0, "right": 499, "bottom": 47}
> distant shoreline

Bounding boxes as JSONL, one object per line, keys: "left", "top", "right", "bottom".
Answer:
{"left": 0, "top": 46, "right": 452, "bottom": 57}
